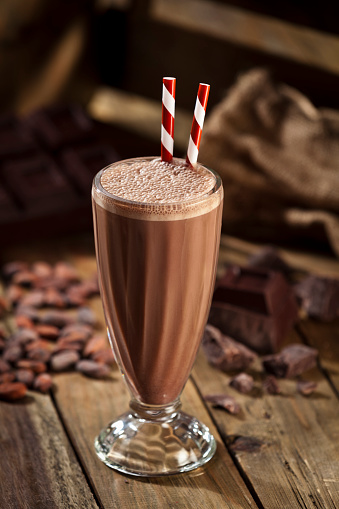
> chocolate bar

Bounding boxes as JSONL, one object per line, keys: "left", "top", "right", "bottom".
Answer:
{"left": 262, "top": 344, "right": 318, "bottom": 378}
{"left": 2, "top": 154, "right": 75, "bottom": 214}
{"left": 247, "top": 246, "right": 294, "bottom": 279}
{"left": 0, "top": 104, "right": 122, "bottom": 243}
{"left": 24, "top": 104, "right": 93, "bottom": 150}
{"left": 209, "top": 266, "right": 299, "bottom": 354}
{"left": 202, "top": 324, "right": 257, "bottom": 372}
{"left": 60, "top": 143, "right": 119, "bottom": 195}
{"left": 294, "top": 275, "right": 339, "bottom": 321}
{"left": 0, "top": 115, "right": 37, "bottom": 159}
{"left": 204, "top": 393, "right": 241, "bottom": 414}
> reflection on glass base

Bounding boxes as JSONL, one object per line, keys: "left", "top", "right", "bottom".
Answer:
{"left": 94, "top": 399, "right": 216, "bottom": 476}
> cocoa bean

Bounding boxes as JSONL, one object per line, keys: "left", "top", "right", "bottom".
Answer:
{"left": 12, "top": 270, "right": 38, "bottom": 287}
{"left": 50, "top": 350, "right": 80, "bottom": 371}
{"left": 10, "top": 328, "right": 38, "bottom": 345}
{"left": 0, "top": 382, "right": 27, "bottom": 401}
{"left": 43, "top": 287, "right": 66, "bottom": 308}
{"left": 92, "top": 348, "right": 115, "bottom": 366}
{"left": 15, "top": 369, "right": 35, "bottom": 387}
{"left": 0, "top": 372, "right": 16, "bottom": 384}
{"left": 20, "top": 290, "right": 45, "bottom": 308}
{"left": 53, "top": 341, "right": 84, "bottom": 353}
{"left": 83, "top": 335, "right": 107, "bottom": 357}
{"left": 2, "top": 261, "right": 29, "bottom": 281}
{"left": 14, "top": 306, "right": 39, "bottom": 322}
{"left": 3, "top": 345, "right": 23, "bottom": 364}
{"left": 65, "top": 286, "right": 86, "bottom": 307}
{"left": 0, "top": 338, "right": 5, "bottom": 352}
{"left": 59, "top": 330, "right": 90, "bottom": 344}
{"left": 16, "top": 359, "right": 47, "bottom": 373}
{"left": 0, "top": 359, "right": 11, "bottom": 373}
{"left": 35, "top": 324, "right": 59, "bottom": 340}
{"left": 25, "top": 339, "right": 51, "bottom": 352}
{"left": 40, "top": 310, "right": 75, "bottom": 328}
{"left": 0, "top": 296, "right": 9, "bottom": 317}
{"left": 33, "top": 373, "right": 53, "bottom": 393}
{"left": 15, "top": 315, "right": 35, "bottom": 329}
{"left": 31, "top": 261, "right": 53, "bottom": 279}
{"left": 76, "top": 359, "right": 110, "bottom": 379}
{"left": 27, "top": 348, "right": 51, "bottom": 363}
{"left": 54, "top": 262, "right": 80, "bottom": 283}
{"left": 6, "top": 284, "right": 24, "bottom": 305}
{"left": 60, "top": 323, "right": 93, "bottom": 339}
{"left": 77, "top": 307, "right": 96, "bottom": 326}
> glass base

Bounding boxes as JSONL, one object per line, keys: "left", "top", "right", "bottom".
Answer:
{"left": 94, "top": 399, "right": 216, "bottom": 476}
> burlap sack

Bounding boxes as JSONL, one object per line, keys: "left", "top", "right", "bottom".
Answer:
{"left": 199, "top": 68, "right": 339, "bottom": 256}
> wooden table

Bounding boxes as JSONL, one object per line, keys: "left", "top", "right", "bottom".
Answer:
{"left": 1, "top": 233, "right": 339, "bottom": 509}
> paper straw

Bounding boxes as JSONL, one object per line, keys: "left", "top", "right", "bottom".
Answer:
{"left": 186, "top": 83, "right": 210, "bottom": 166}
{"left": 161, "top": 77, "right": 176, "bottom": 162}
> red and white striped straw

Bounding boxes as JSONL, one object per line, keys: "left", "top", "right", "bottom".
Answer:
{"left": 161, "top": 77, "right": 176, "bottom": 162}
{"left": 186, "top": 83, "right": 210, "bottom": 166}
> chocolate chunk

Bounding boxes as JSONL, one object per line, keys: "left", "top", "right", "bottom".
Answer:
{"left": 204, "top": 394, "right": 241, "bottom": 414}
{"left": 2, "top": 154, "right": 76, "bottom": 214}
{"left": 262, "top": 344, "right": 318, "bottom": 378}
{"left": 229, "top": 373, "right": 254, "bottom": 394}
{"left": 263, "top": 375, "right": 281, "bottom": 394}
{"left": 210, "top": 266, "right": 299, "bottom": 354}
{"left": 24, "top": 104, "right": 93, "bottom": 150}
{"left": 294, "top": 275, "right": 339, "bottom": 321}
{"left": 60, "top": 144, "right": 119, "bottom": 195}
{"left": 227, "top": 435, "right": 265, "bottom": 453}
{"left": 202, "top": 324, "right": 257, "bottom": 372}
{"left": 247, "top": 246, "right": 293, "bottom": 278}
{"left": 297, "top": 380, "right": 317, "bottom": 396}
{"left": 0, "top": 114, "right": 37, "bottom": 159}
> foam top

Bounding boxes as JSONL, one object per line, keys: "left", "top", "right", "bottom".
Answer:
{"left": 100, "top": 157, "right": 215, "bottom": 203}
{"left": 92, "top": 157, "right": 223, "bottom": 220}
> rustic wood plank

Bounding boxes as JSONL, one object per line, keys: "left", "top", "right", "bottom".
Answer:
{"left": 152, "top": 0, "right": 339, "bottom": 76}
{"left": 0, "top": 280, "right": 98, "bottom": 509}
{"left": 194, "top": 235, "right": 339, "bottom": 508}
{"left": 192, "top": 330, "right": 339, "bottom": 509}
{"left": 52, "top": 240, "right": 257, "bottom": 509}
{"left": 52, "top": 372, "right": 256, "bottom": 509}
{"left": 1, "top": 234, "right": 257, "bottom": 508}
{"left": 0, "top": 392, "right": 99, "bottom": 509}
{"left": 298, "top": 319, "right": 339, "bottom": 396}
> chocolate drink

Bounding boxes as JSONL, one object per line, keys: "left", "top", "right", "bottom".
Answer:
{"left": 92, "top": 157, "right": 223, "bottom": 405}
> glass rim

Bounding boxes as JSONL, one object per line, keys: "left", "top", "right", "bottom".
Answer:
{"left": 92, "top": 156, "right": 222, "bottom": 209}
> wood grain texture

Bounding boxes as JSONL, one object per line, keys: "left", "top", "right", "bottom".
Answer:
{"left": 0, "top": 391, "right": 98, "bottom": 509}
{"left": 192, "top": 332, "right": 339, "bottom": 509}
{"left": 1, "top": 233, "right": 256, "bottom": 508}
{"left": 52, "top": 373, "right": 256, "bottom": 508}
{"left": 193, "top": 238, "right": 339, "bottom": 508}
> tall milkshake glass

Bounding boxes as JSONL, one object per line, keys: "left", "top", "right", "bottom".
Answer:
{"left": 92, "top": 156, "right": 223, "bottom": 476}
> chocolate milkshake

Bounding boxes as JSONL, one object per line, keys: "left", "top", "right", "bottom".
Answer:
{"left": 92, "top": 157, "right": 223, "bottom": 406}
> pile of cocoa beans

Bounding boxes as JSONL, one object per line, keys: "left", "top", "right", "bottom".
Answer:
{"left": 0, "top": 260, "right": 115, "bottom": 402}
